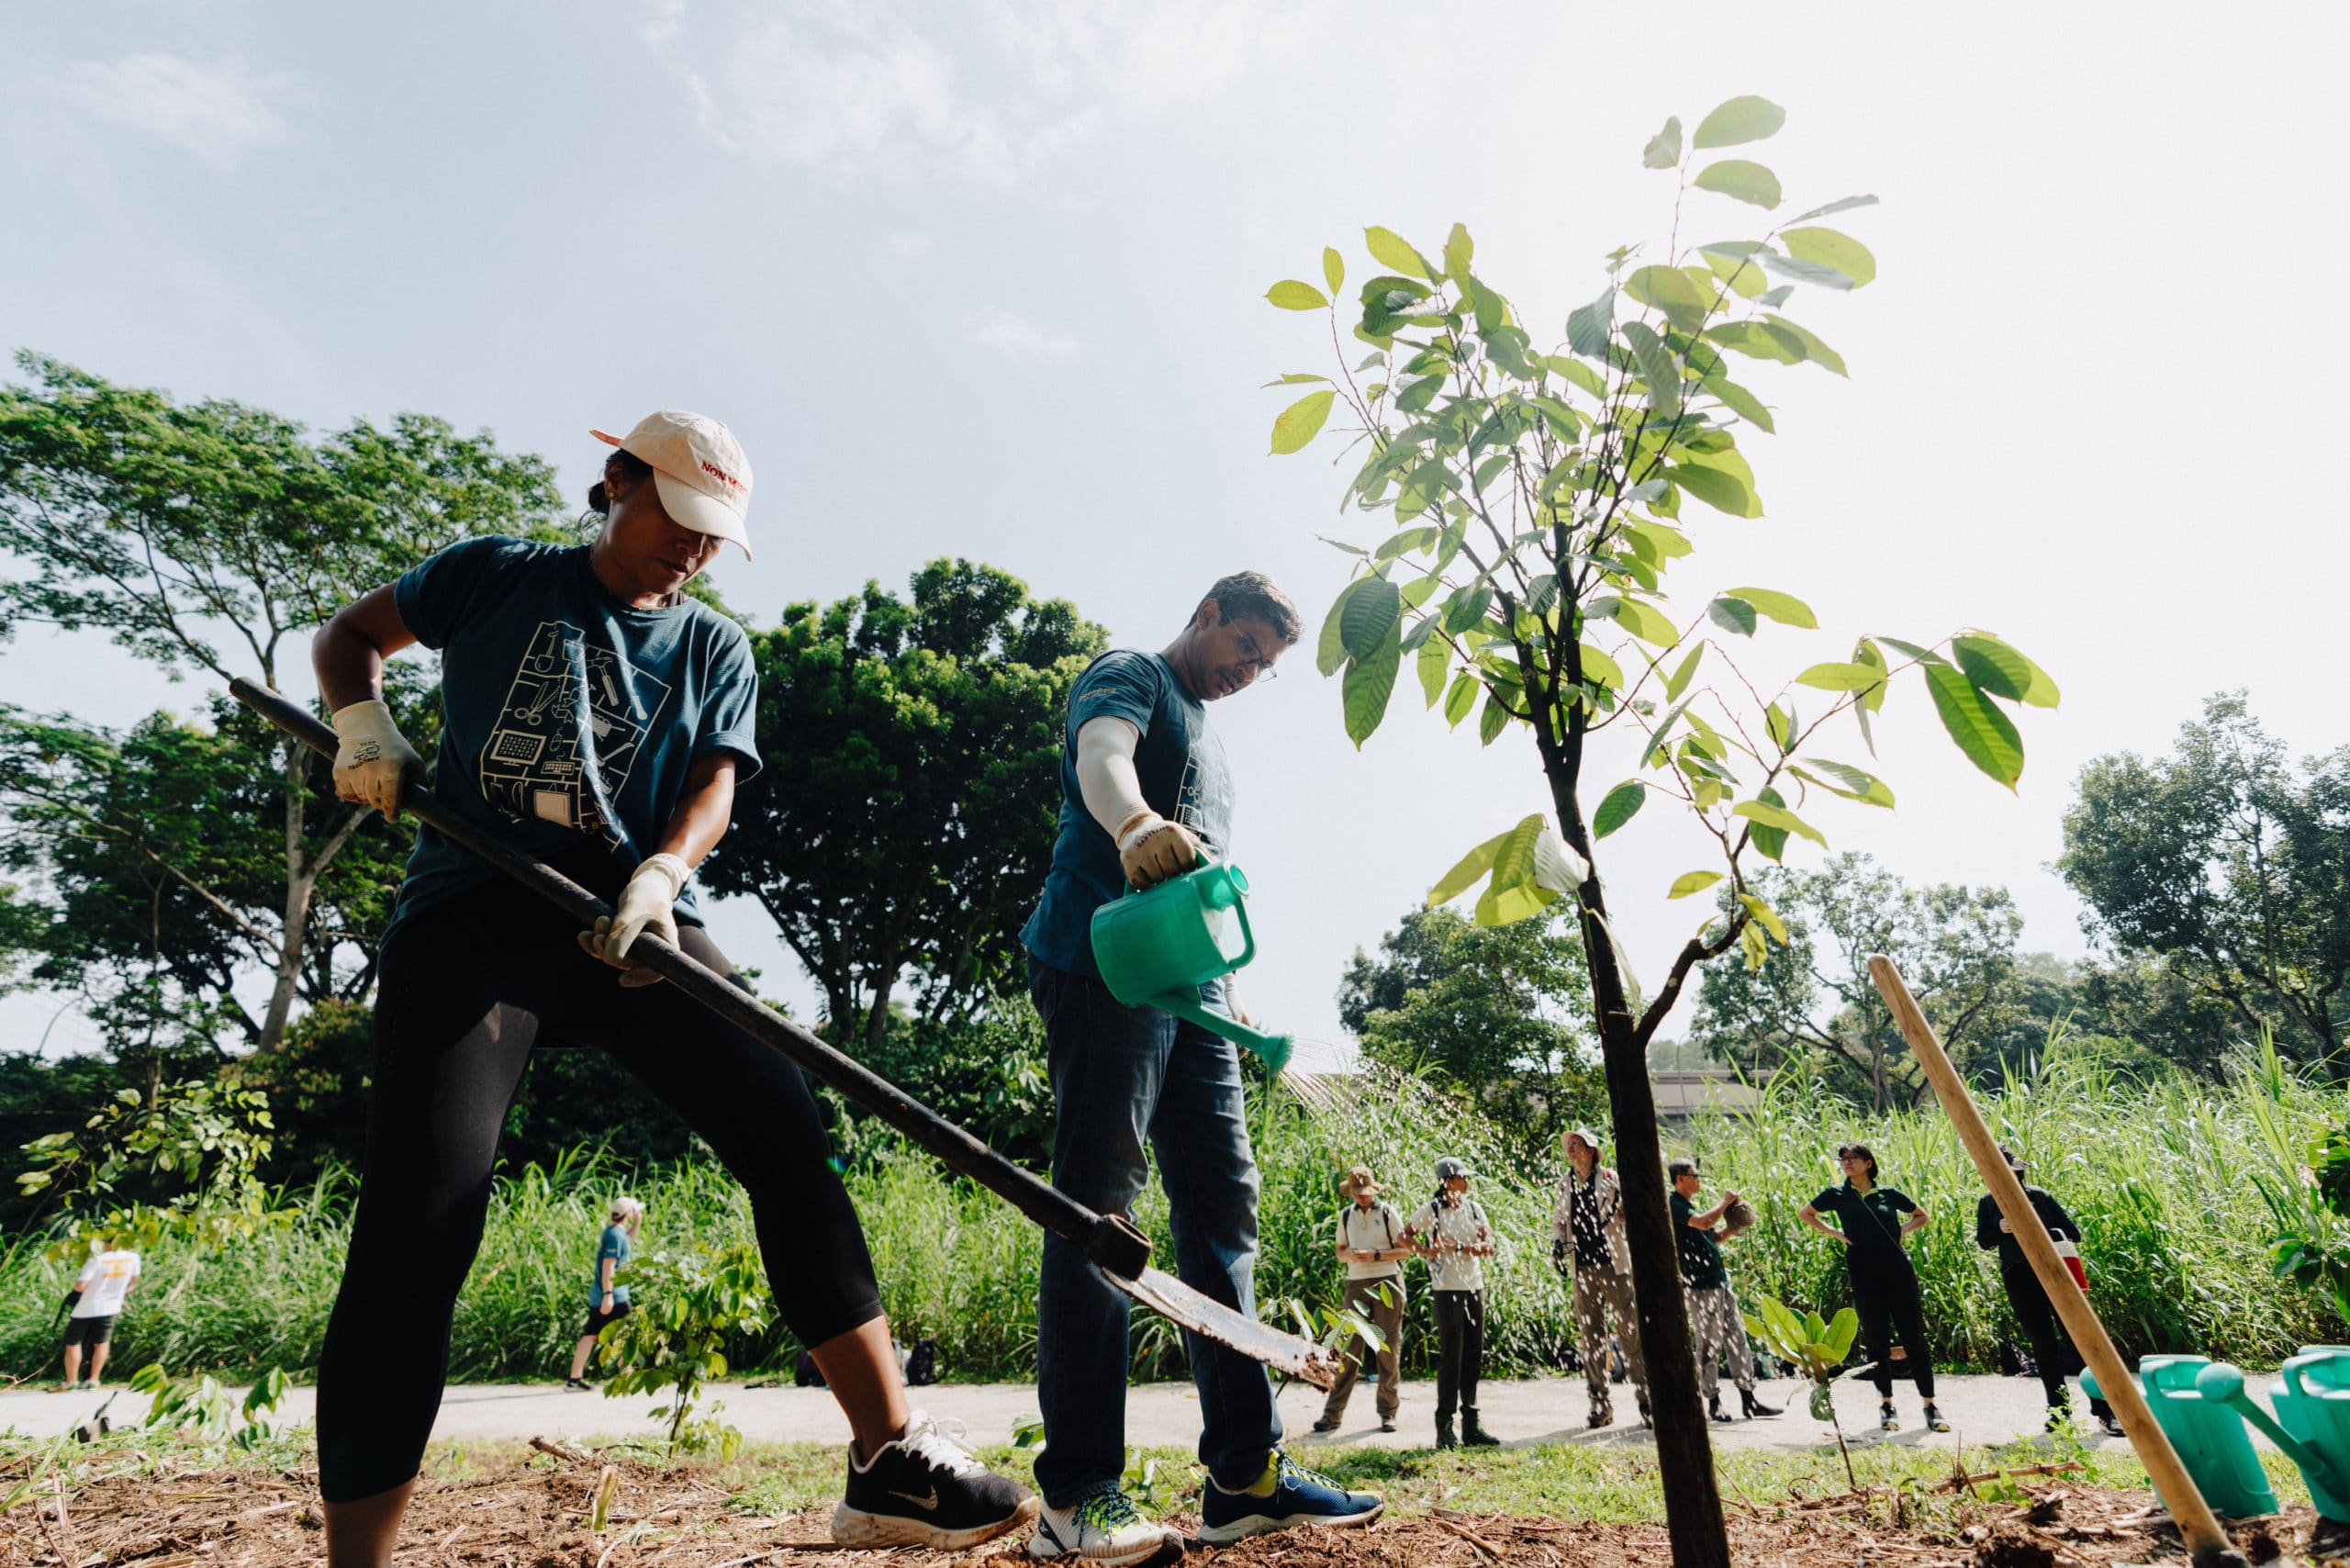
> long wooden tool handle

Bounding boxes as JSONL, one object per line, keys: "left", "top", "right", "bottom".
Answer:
{"left": 232, "top": 677, "right": 1145, "bottom": 1278}
{"left": 1867, "top": 954, "right": 2249, "bottom": 1568}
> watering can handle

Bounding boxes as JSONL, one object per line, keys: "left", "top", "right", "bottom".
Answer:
{"left": 2199, "top": 1363, "right": 2340, "bottom": 1495}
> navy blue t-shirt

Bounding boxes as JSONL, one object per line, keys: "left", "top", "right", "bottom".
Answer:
{"left": 1020, "top": 650, "right": 1233, "bottom": 981}
{"left": 387, "top": 538, "right": 760, "bottom": 931}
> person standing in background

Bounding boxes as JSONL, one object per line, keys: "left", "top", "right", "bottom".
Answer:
{"left": 1407, "top": 1157, "right": 1497, "bottom": 1450}
{"left": 1978, "top": 1146, "right": 2123, "bottom": 1437}
{"left": 1667, "top": 1160, "right": 1778, "bottom": 1423}
{"left": 61, "top": 1240, "right": 140, "bottom": 1389}
{"left": 567, "top": 1197, "right": 644, "bottom": 1388}
{"left": 1800, "top": 1142, "right": 1950, "bottom": 1434}
{"left": 1550, "top": 1126, "right": 1648, "bottom": 1428}
{"left": 1314, "top": 1166, "right": 1408, "bottom": 1436}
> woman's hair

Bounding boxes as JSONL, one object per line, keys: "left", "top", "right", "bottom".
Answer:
{"left": 588, "top": 449, "right": 655, "bottom": 517}
{"left": 1667, "top": 1157, "right": 1698, "bottom": 1182}
{"left": 1836, "top": 1142, "right": 1879, "bottom": 1181}
{"left": 609, "top": 1196, "right": 644, "bottom": 1225}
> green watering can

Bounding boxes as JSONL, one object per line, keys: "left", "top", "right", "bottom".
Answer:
{"left": 2225, "top": 1349, "right": 2350, "bottom": 1522}
{"left": 1091, "top": 861, "right": 1295, "bottom": 1075}
{"left": 2087, "top": 1357, "right": 2278, "bottom": 1518}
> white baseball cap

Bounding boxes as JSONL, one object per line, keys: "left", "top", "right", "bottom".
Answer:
{"left": 591, "top": 409, "right": 755, "bottom": 561}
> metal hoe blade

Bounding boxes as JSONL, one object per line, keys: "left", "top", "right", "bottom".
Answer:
{"left": 231, "top": 677, "right": 1338, "bottom": 1389}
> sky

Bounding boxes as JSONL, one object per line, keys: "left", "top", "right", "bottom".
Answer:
{"left": 3, "top": 1, "right": 2346, "bottom": 1067}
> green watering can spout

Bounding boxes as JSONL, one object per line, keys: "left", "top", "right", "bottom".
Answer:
{"left": 1090, "top": 861, "right": 1295, "bottom": 1076}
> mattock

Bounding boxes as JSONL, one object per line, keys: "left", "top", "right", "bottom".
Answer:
{"left": 234, "top": 677, "right": 1342, "bottom": 1389}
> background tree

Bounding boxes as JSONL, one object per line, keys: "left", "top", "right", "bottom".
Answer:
{"left": 708, "top": 559, "right": 1104, "bottom": 1046}
{"left": 1337, "top": 904, "right": 1600, "bottom": 1153}
{"left": 1689, "top": 853, "right": 2021, "bottom": 1110}
{"left": 2060, "top": 692, "right": 2350, "bottom": 1078}
{"left": 0, "top": 353, "right": 568, "bottom": 1050}
{"left": 1264, "top": 98, "right": 2058, "bottom": 1564}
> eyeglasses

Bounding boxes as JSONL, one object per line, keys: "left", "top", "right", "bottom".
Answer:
{"left": 1236, "top": 631, "right": 1279, "bottom": 681}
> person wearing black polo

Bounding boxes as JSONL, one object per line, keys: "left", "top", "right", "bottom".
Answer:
{"left": 1977, "top": 1146, "right": 2123, "bottom": 1437}
{"left": 1799, "top": 1142, "right": 1949, "bottom": 1434}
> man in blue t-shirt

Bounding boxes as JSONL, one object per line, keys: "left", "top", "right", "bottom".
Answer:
{"left": 1018, "top": 573, "right": 1381, "bottom": 1567}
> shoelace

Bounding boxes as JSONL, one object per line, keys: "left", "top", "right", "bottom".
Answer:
{"left": 1273, "top": 1450, "right": 1348, "bottom": 1495}
{"left": 901, "top": 1412, "right": 987, "bottom": 1478}
{"left": 1072, "top": 1489, "right": 1147, "bottom": 1534}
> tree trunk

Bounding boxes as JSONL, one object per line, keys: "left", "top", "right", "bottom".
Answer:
{"left": 260, "top": 739, "right": 314, "bottom": 1053}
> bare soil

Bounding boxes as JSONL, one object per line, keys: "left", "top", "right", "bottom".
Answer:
{"left": 5, "top": 1453, "right": 2344, "bottom": 1568}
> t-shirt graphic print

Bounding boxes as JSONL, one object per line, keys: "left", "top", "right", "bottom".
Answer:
{"left": 481, "top": 620, "right": 673, "bottom": 846}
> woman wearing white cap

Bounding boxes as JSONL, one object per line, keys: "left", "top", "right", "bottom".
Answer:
{"left": 307, "top": 414, "right": 1035, "bottom": 1568}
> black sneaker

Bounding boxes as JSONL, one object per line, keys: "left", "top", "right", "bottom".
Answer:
{"left": 1880, "top": 1402, "right": 1900, "bottom": 1432}
{"left": 565, "top": 1377, "right": 591, "bottom": 1391}
{"left": 1311, "top": 1417, "right": 1342, "bottom": 1434}
{"left": 1922, "top": 1402, "right": 1952, "bottom": 1434}
{"left": 833, "top": 1409, "right": 1039, "bottom": 1549}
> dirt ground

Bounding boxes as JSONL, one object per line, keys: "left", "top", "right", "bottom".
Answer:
{"left": 5, "top": 1449, "right": 2344, "bottom": 1568}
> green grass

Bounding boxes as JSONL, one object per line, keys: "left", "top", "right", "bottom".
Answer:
{"left": 4, "top": 1038, "right": 2341, "bottom": 1384}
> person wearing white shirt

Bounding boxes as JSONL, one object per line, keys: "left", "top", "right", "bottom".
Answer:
{"left": 1404, "top": 1158, "right": 1497, "bottom": 1450}
{"left": 62, "top": 1244, "right": 141, "bottom": 1389}
{"left": 1312, "top": 1166, "right": 1408, "bottom": 1435}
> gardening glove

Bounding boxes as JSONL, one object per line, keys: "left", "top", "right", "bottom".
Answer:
{"left": 1114, "top": 809, "right": 1203, "bottom": 889}
{"left": 330, "top": 699, "right": 422, "bottom": 821}
{"left": 578, "top": 853, "right": 689, "bottom": 988}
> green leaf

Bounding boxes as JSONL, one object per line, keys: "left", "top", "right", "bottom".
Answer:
{"left": 1701, "top": 246, "right": 1769, "bottom": 299}
{"left": 1790, "top": 195, "right": 1880, "bottom": 224}
{"left": 1263, "top": 373, "right": 1330, "bottom": 386}
{"left": 1547, "top": 355, "right": 1608, "bottom": 398}
{"left": 1783, "top": 227, "right": 1877, "bottom": 288}
{"left": 1707, "top": 596, "right": 1758, "bottom": 636}
{"left": 1826, "top": 1307, "right": 1860, "bottom": 1361}
{"left": 1444, "top": 221, "right": 1475, "bottom": 282}
{"left": 1427, "top": 828, "right": 1509, "bottom": 906}
{"left": 1955, "top": 634, "right": 2057, "bottom": 707}
{"left": 1766, "top": 314, "right": 1848, "bottom": 375}
{"left": 1643, "top": 115, "right": 1684, "bottom": 168}
{"left": 1443, "top": 670, "right": 1478, "bottom": 727}
{"left": 1608, "top": 595, "right": 1678, "bottom": 645}
{"left": 1594, "top": 780, "right": 1646, "bottom": 838}
{"left": 1728, "top": 587, "right": 1817, "bottom": 628}
{"left": 1790, "top": 759, "right": 1896, "bottom": 808}
{"left": 1577, "top": 642, "right": 1625, "bottom": 690}
{"left": 1796, "top": 661, "right": 1886, "bottom": 692}
{"left": 1360, "top": 275, "right": 1434, "bottom": 336}
{"left": 1365, "top": 226, "right": 1430, "bottom": 280}
{"left": 1692, "top": 95, "right": 1785, "bottom": 150}
{"left": 1732, "top": 799, "right": 1828, "bottom": 846}
{"left": 1270, "top": 390, "right": 1336, "bottom": 454}
{"left": 1316, "top": 579, "right": 1361, "bottom": 677}
{"left": 1875, "top": 635, "right": 1949, "bottom": 666}
{"left": 1626, "top": 265, "right": 1708, "bottom": 335}
{"left": 1323, "top": 246, "right": 1345, "bottom": 294}
{"left": 1417, "top": 634, "right": 1450, "bottom": 706}
{"left": 1267, "top": 279, "right": 1328, "bottom": 310}
{"left": 1766, "top": 700, "right": 1794, "bottom": 752}
{"left": 1343, "top": 632, "right": 1402, "bottom": 748}
{"left": 1701, "top": 376, "right": 1774, "bottom": 433}
{"left": 1740, "top": 893, "right": 1789, "bottom": 945}
{"left": 1621, "top": 320, "right": 1681, "bottom": 417}
{"left": 1479, "top": 689, "right": 1512, "bottom": 745}
{"left": 1705, "top": 320, "right": 1805, "bottom": 364}
{"left": 1441, "top": 582, "right": 1494, "bottom": 633}
{"left": 1566, "top": 286, "right": 1615, "bottom": 359}
{"left": 1673, "top": 463, "right": 1759, "bottom": 517}
{"left": 1692, "top": 159, "right": 1783, "bottom": 209}
{"left": 1756, "top": 252, "right": 1856, "bottom": 291}
{"left": 1924, "top": 664, "right": 2025, "bottom": 788}
{"left": 1665, "top": 643, "right": 1705, "bottom": 700}
{"left": 1339, "top": 575, "right": 1403, "bottom": 657}
{"left": 1668, "top": 869, "right": 1724, "bottom": 900}
{"left": 1395, "top": 375, "right": 1445, "bottom": 413}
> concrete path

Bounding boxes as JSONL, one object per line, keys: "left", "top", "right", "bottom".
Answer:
{"left": 2, "top": 1372, "right": 2189, "bottom": 1455}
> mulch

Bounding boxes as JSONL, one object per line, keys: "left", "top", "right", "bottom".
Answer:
{"left": 5, "top": 1448, "right": 2346, "bottom": 1568}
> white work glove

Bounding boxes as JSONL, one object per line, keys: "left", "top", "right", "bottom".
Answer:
{"left": 577, "top": 853, "right": 689, "bottom": 988}
{"left": 330, "top": 700, "right": 423, "bottom": 821}
{"left": 1114, "top": 809, "right": 1203, "bottom": 889}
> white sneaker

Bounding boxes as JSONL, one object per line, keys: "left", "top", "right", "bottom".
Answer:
{"left": 1026, "top": 1487, "right": 1183, "bottom": 1568}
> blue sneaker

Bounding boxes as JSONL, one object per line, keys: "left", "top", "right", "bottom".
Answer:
{"left": 1197, "top": 1450, "right": 1382, "bottom": 1544}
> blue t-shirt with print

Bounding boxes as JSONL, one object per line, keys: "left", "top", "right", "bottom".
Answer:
{"left": 388, "top": 538, "right": 760, "bottom": 932}
{"left": 1020, "top": 650, "right": 1233, "bottom": 987}
{"left": 591, "top": 1223, "right": 632, "bottom": 1308}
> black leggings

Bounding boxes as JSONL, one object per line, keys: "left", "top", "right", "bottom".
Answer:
{"left": 2007, "top": 1267, "right": 2110, "bottom": 1414}
{"left": 316, "top": 872, "right": 883, "bottom": 1503}
{"left": 1433, "top": 1289, "right": 1485, "bottom": 1418}
{"left": 1852, "top": 1264, "right": 1935, "bottom": 1400}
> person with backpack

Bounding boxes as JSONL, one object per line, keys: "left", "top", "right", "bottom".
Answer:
{"left": 1799, "top": 1142, "right": 1950, "bottom": 1433}
{"left": 1550, "top": 1126, "right": 1649, "bottom": 1428}
{"left": 1313, "top": 1165, "right": 1408, "bottom": 1435}
{"left": 1978, "top": 1146, "right": 2123, "bottom": 1437}
{"left": 566, "top": 1196, "right": 643, "bottom": 1388}
{"left": 1406, "top": 1157, "right": 1497, "bottom": 1450}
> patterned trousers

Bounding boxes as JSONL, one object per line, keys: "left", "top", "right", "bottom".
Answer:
{"left": 1572, "top": 1264, "right": 1646, "bottom": 1411}
{"left": 1684, "top": 1281, "right": 1755, "bottom": 1401}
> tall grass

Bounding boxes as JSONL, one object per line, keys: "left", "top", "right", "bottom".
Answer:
{"left": 4, "top": 1042, "right": 2339, "bottom": 1383}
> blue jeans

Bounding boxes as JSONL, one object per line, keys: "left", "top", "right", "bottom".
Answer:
{"left": 1029, "top": 959, "right": 1281, "bottom": 1506}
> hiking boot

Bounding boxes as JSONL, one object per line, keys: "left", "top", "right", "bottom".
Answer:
{"left": 1196, "top": 1450, "right": 1382, "bottom": 1544}
{"left": 1879, "top": 1401, "right": 1900, "bottom": 1432}
{"left": 1707, "top": 1395, "right": 1735, "bottom": 1425}
{"left": 1740, "top": 1388, "right": 1780, "bottom": 1418}
{"left": 1379, "top": 1413, "right": 1397, "bottom": 1433}
{"left": 834, "top": 1409, "right": 1038, "bottom": 1549}
{"left": 1461, "top": 1408, "right": 1499, "bottom": 1447}
{"left": 1923, "top": 1402, "right": 1952, "bottom": 1434}
{"left": 1311, "top": 1417, "right": 1342, "bottom": 1434}
{"left": 1586, "top": 1400, "right": 1613, "bottom": 1429}
{"left": 1026, "top": 1488, "right": 1182, "bottom": 1568}
{"left": 1436, "top": 1414, "right": 1458, "bottom": 1449}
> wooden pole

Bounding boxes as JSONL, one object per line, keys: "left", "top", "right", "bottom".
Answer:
{"left": 1867, "top": 954, "right": 2250, "bottom": 1568}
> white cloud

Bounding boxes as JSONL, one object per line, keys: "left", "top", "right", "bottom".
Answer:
{"left": 964, "top": 306, "right": 1079, "bottom": 363}
{"left": 57, "top": 54, "right": 297, "bottom": 172}
{"left": 639, "top": 0, "right": 1319, "bottom": 184}
{"left": 883, "top": 232, "right": 935, "bottom": 258}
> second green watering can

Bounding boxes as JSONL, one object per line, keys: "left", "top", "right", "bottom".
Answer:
{"left": 1091, "top": 861, "right": 1295, "bottom": 1075}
